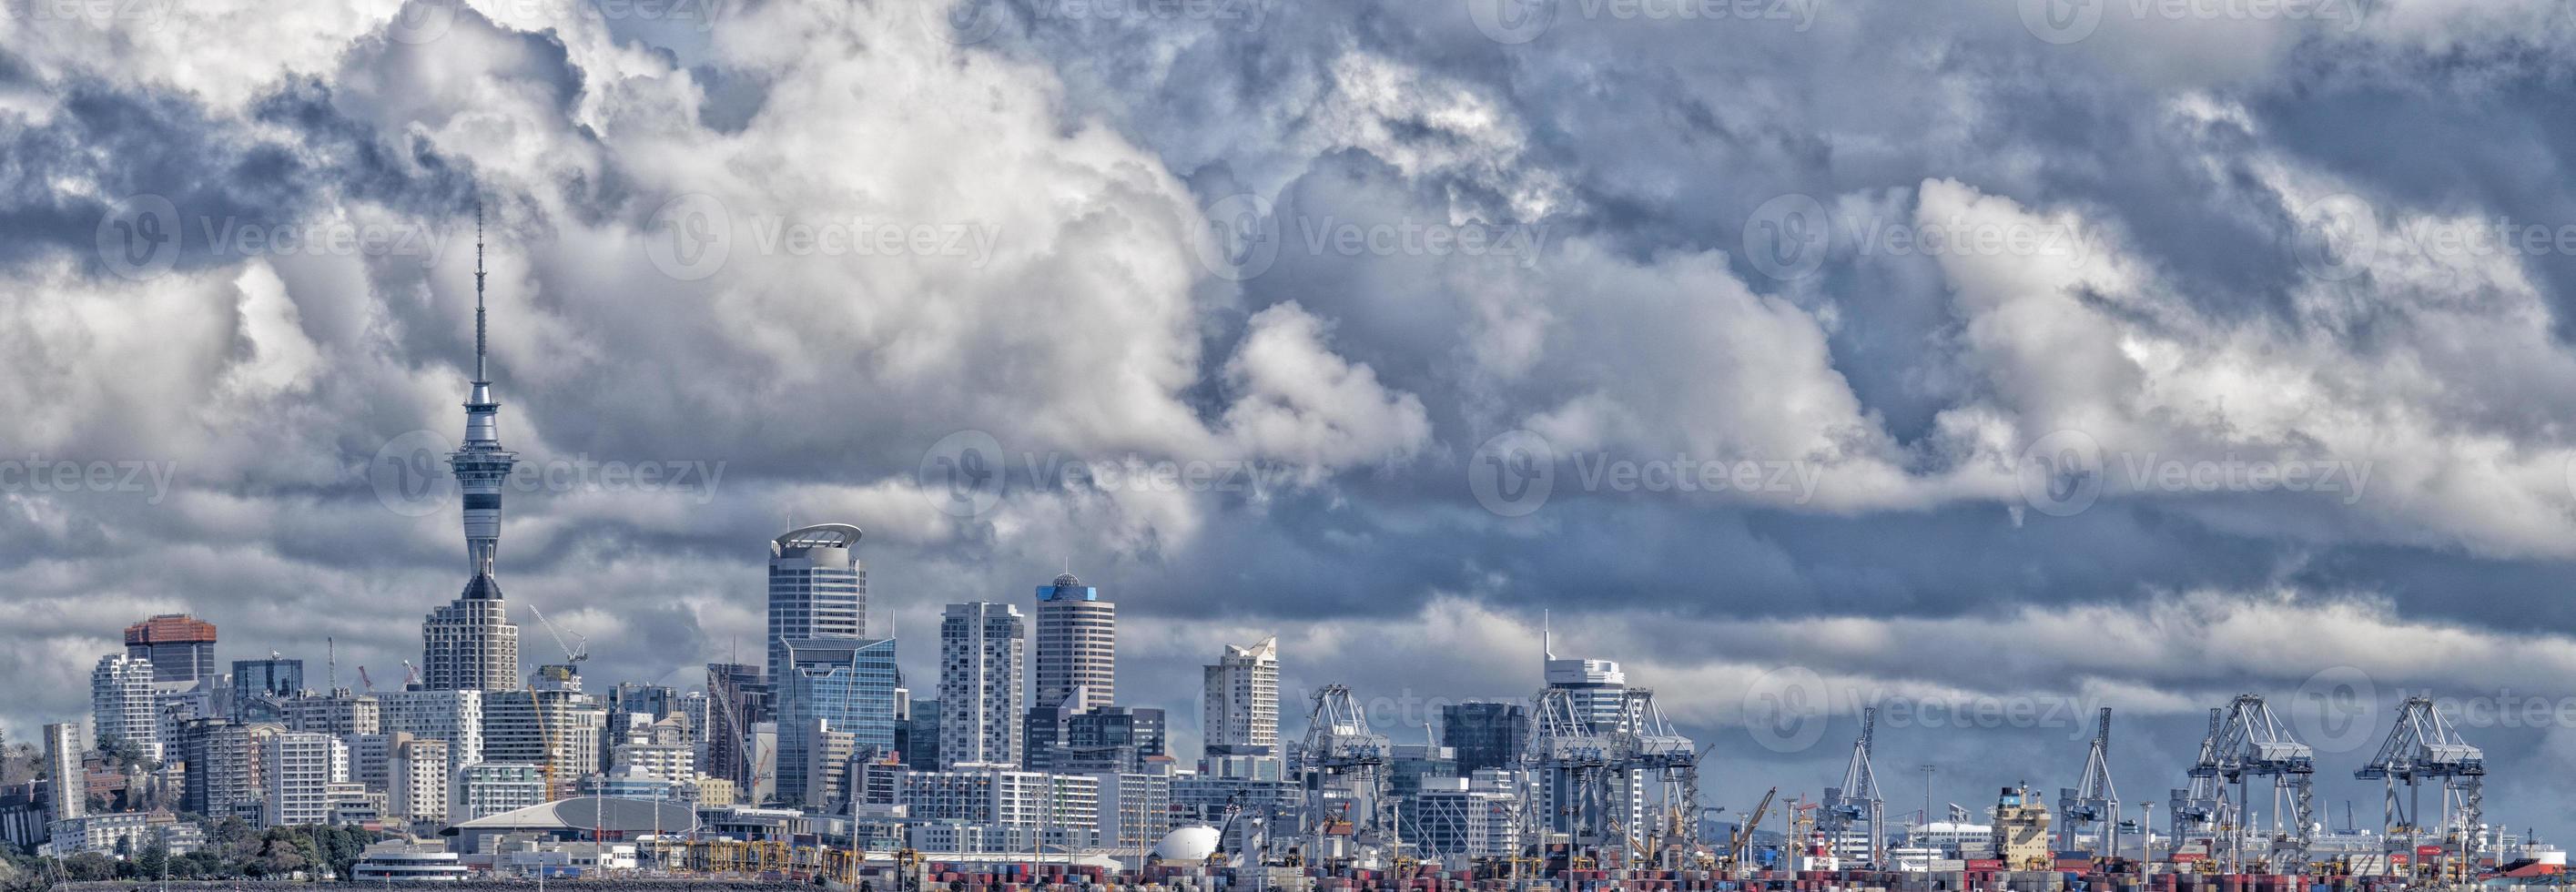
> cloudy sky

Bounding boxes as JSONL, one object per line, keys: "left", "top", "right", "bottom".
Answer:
{"left": 11, "top": 0, "right": 2576, "bottom": 836}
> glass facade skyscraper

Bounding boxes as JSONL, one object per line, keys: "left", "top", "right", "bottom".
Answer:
{"left": 774, "top": 636, "right": 898, "bottom": 807}
{"left": 766, "top": 524, "right": 867, "bottom": 688}
{"left": 1441, "top": 700, "right": 1530, "bottom": 775}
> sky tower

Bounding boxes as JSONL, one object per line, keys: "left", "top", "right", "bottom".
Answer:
{"left": 422, "top": 203, "right": 522, "bottom": 692}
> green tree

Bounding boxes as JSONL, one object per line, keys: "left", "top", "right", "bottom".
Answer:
{"left": 133, "top": 842, "right": 167, "bottom": 881}
{"left": 59, "top": 853, "right": 114, "bottom": 882}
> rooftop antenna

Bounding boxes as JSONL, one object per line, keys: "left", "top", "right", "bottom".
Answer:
{"left": 473, "top": 199, "right": 488, "bottom": 385}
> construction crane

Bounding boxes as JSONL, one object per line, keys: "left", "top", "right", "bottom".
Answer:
{"left": 2356, "top": 695, "right": 2484, "bottom": 886}
{"left": 2059, "top": 707, "right": 2121, "bottom": 857}
{"left": 2192, "top": 694, "right": 2317, "bottom": 874}
{"left": 1820, "top": 706, "right": 1887, "bottom": 867}
{"left": 1723, "top": 787, "right": 1777, "bottom": 876}
{"left": 401, "top": 659, "right": 421, "bottom": 687}
{"left": 1297, "top": 684, "right": 1391, "bottom": 868}
{"left": 524, "top": 599, "right": 590, "bottom": 665}
{"left": 357, "top": 665, "right": 377, "bottom": 694}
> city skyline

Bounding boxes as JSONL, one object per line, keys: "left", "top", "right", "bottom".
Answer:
{"left": 11, "top": 0, "right": 2576, "bottom": 860}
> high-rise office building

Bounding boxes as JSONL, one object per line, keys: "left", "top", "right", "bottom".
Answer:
{"left": 42, "top": 724, "right": 83, "bottom": 823}
{"left": 899, "top": 699, "right": 943, "bottom": 772}
{"left": 938, "top": 603, "right": 1026, "bottom": 769}
{"left": 1441, "top": 701, "right": 1529, "bottom": 775}
{"left": 1033, "top": 573, "right": 1114, "bottom": 712}
{"left": 91, "top": 654, "right": 160, "bottom": 763}
{"left": 1202, "top": 636, "right": 1279, "bottom": 756}
{"left": 283, "top": 692, "right": 380, "bottom": 736}
{"left": 261, "top": 731, "right": 349, "bottom": 827}
{"left": 774, "top": 636, "right": 899, "bottom": 806}
{"left": 703, "top": 663, "right": 766, "bottom": 786}
{"left": 230, "top": 655, "right": 304, "bottom": 723}
{"left": 425, "top": 210, "right": 522, "bottom": 693}
{"left": 199, "top": 723, "right": 282, "bottom": 823}
{"left": 1062, "top": 706, "right": 1168, "bottom": 774}
{"left": 123, "top": 614, "right": 218, "bottom": 684}
{"left": 390, "top": 737, "right": 451, "bottom": 822}
{"left": 483, "top": 689, "right": 603, "bottom": 795}
{"left": 766, "top": 523, "right": 867, "bottom": 687}
{"left": 378, "top": 688, "right": 483, "bottom": 807}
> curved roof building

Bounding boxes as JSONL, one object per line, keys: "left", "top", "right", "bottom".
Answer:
{"left": 767, "top": 523, "right": 867, "bottom": 687}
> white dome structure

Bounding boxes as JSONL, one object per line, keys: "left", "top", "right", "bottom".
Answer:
{"left": 1151, "top": 825, "right": 1222, "bottom": 864}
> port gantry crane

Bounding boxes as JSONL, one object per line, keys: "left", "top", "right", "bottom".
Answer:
{"left": 2191, "top": 694, "right": 2318, "bottom": 875}
{"left": 2169, "top": 707, "right": 2233, "bottom": 857}
{"left": 1298, "top": 684, "right": 1392, "bottom": 869}
{"left": 1820, "top": 706, "right": 1887, "bottom": 868}
{"left": 2058, "top": 707, "right": 2122, "bottom": 857}
{"left": 1625, "top": 689, "right": 1701, "bottom": 871}
{"left": 2355, "top": 695, "right": 2484, "bottom": 886}
{"left": 1516, "top": 683, "right": 1699, "bottom": 874}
